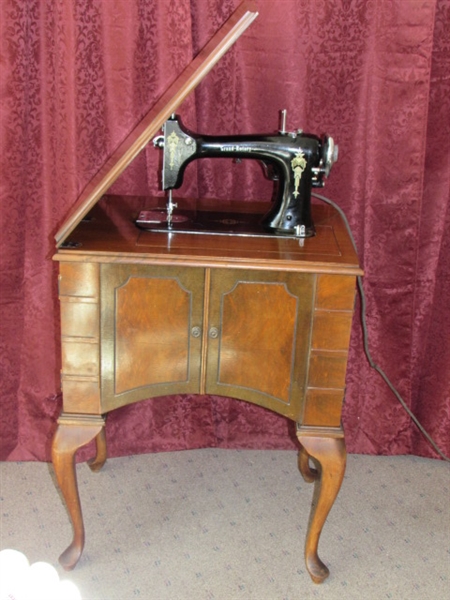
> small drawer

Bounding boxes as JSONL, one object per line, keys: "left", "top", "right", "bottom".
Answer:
{"left": 60, "top": 300, "right": 99, "bottom": 339}
{"left": 311, "top": 311, "right": 353, "bottom": 351}
{"left": 302, "top": 389, "right": 344, "bottom": 427}
{"left": 316, "top": 274, "right": 356, "bottom": 311}
{"left": 61, "top": 340, "right": 99, "bottom": 376}
{"left": 308, "top": 350, "right": 348, "bottom": 389}
{"left": 59, "top": 262, "right": 99, "bottom": 298}
{"left": 62, "top": 378, "right": 101, "bottom": 414}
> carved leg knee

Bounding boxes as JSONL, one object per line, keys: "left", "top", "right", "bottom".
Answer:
{"left": 88, "top": 426, "right": 107, "bottom": 472}
{"left": 298, "top": 444, "right": 319, "bottom": 483}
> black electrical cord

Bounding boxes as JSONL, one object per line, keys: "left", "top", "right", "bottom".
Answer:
{"left": 313, "top": 192, "right": 450, "bottom": 462}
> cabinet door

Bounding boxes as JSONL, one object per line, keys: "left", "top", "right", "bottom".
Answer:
{"left": 100, "top": 264, "right": 204, "bottom": 412}
{"left": 205, "top": 269, "right": 314, "bottom": 420}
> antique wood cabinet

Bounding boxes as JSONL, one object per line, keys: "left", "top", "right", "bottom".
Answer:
{"left": 50, "top": 1, "right": 362, "bottom": 583}
{"left": 52, "top": 196, "right": 362, "bottom": 584}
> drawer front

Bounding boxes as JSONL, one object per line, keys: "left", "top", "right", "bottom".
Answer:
{"left": 302, "top": 274, "right": 356, "bottom": 427}
{"left": 59, "top": 262, "right": 101, "bottom": 414}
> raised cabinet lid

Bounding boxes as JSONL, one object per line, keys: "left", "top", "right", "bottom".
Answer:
{"left": 55, "top": 1, "right": 258, "bottom": 247}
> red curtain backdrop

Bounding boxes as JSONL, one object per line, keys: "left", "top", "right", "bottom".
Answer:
{"left": 1, "top": 0, "right": 449, "bottom": 461}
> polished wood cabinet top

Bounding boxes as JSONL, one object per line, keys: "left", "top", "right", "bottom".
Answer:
{"left": 55, "top": 195, "right": 362, "bottom": 276}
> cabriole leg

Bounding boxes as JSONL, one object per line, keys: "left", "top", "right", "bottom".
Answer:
{"left": 51, "top": 413, "right": 105, "bottom": 570}
{"left": 296, "top": 427, "right": 346, "bottom": 584}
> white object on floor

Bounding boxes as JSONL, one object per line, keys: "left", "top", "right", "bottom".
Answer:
{"left": 0, "top": 549, "right": 81, "bottom": 600}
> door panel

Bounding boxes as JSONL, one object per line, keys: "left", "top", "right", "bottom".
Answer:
{"left": 206, "top": 269, "right": 314, "bottom": 420}
{"left": 218, "top": 281, "right": 296, "bottom": 402}
{"left": 100, "top": 264, "right": 204, "bottom": 411}
{"left": 114, "top": 276, "right": 190, "bottom": 392}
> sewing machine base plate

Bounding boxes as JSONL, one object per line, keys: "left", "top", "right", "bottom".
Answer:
{"left": 136, "top": 209, "right": 314, "bottom": 238}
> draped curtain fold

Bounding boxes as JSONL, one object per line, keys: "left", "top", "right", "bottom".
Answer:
{"left": 1, "top": 0, "right": 449, "bottom": 461}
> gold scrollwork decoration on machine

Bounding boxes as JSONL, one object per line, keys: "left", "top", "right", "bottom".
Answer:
{"left": 291, "top": 151, "right": 307, "bottom": 198}
{"left": 168, "top": 131, "right": 180, "bottom": 169}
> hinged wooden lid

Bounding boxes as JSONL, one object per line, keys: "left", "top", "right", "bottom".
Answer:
{"left": 55, "top": 1, "right": 258, "bottom": 247}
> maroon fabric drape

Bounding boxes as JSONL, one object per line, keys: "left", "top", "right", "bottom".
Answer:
{"left": 1, "top": 0, "right": 449, "bottom": 462}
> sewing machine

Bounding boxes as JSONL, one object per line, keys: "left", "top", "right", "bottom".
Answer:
{"left": 136, "top": 110, "right": 338, "bottom": 237}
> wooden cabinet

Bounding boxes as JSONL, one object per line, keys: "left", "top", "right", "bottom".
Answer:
{"left": 59, "top": 256, "right": 355, "bottom": 424}
{"left": 52, "top": 197, "right": 362, "bottom": 583}
{"left": 49, "top": 3, "right": 362, "bottom": 582}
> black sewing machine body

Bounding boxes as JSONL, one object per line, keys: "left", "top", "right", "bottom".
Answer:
{"left": 149, "top": 114, "right": 338, "bottom": 237}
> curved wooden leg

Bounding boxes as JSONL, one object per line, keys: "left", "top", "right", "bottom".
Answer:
{"left": 296, "top": 427, "right": 346, "bottom": 584}
{"left": 51, "top": 413, "right": 105, "bottom": 570}
{"left": 87, "top": 427, "right": 107, "bottom": 472}
{"left": 298, "top": 445, "right": 319, "bottom": 483}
